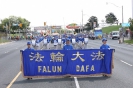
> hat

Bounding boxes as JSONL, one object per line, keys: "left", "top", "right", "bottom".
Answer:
{"left": 66, "top": 38, "right": 70, "bottom": 41}
{"left": 27, "top": 41, "right": 31, "bottom": 45}
{"left": 102, "top": 38, "right": 107, "bottom": 42}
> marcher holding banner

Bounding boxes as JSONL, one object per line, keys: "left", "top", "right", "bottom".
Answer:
{"left": 23, "top": 42, "right": 34, "bottom": 80}
{"left": 100, "top": 38, "right": 114, "bottom": 77}
{"left": 63, "top": 38, "right": 73, "bottom": 50}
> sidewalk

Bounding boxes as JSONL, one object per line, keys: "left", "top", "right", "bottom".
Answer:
{"left": 123, "top": 37, "right": 133, "bottom": 45}
{"left": 0, "top": 41, "right": 14, "bottom": 45}
{"left": 124, "top": 37, "right": 130, "bottom": 40}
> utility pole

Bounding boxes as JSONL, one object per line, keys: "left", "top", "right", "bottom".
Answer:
{"left": 9, "top": 20, "right": 10, "bottom": 40}
{"left": 82, "top": 10, "right": 83, "bottom": 33}
{"left": 132, "top": 0, "right": 133, "bottom": 19}
{"left": 122, "top": 5, "right": 124, "bottom": 43}
{"left": 106, "top": 2, "right": 124, "bottom": 43}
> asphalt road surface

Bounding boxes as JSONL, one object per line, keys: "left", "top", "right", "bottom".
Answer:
{"left": 0, "top": 39, "right": 133, "bottom": 88}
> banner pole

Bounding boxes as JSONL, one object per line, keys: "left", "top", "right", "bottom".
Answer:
{"left": 20, "top": 50, "right": 25, "bottom": 78}
{"left": 112, "top": 50, "right": 114, "bottom": 71}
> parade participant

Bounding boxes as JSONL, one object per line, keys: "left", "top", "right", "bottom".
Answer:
{"left": 35, "top": 39, "right": 40, "bottom": 50}
{"left": 62, "top": 36, "right": 66, "bottom": 45}
{"left": 71, "top": 36, "right": 76, "bottom": 49}
{"left": 100, "top": 38, "right": 110, "bottom": 49}
{"left": 75, "top": 36, "right": 79, "bottom": 43}
{"left": 84, "top": 35, "right": 88, "bottom": 49}
{"left": 80, "top": 36, "right": 84, "bottom": 43}
{"left": 43, "top": 36, "right": 48, "bottom": 50}
{"left": 63, "top": 38, "right": 73, "bottom": 50}
{"left": 58, "top": 36, "right": 62, "bottom": 49}
{"left": 31, "top": 38, "right": 36, "bottom": 49}
{"left": 24, "top": 42, "right": 34, "bottom": 80}
{"left": 47, "top": 36, "right": 51, "bottom": 49}
{"left": 25, "top": 42, "right": 35, "bottom": 51}
{"left": 53, "top": 37, "right": 58, "bottom": 50}
{"left": 77, "top": 36, "right": 84, "bottom": 49}
{"left": 100, "top": 38, "right": 111, "bottom": 77}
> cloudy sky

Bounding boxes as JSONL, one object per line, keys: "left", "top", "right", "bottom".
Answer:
{"left": 0, "top": 0, "right": 132, "bottom": 27}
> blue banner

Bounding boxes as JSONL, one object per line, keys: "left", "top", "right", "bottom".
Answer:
{"left": 21, "top": 49, "right": 114, "bottom": 77}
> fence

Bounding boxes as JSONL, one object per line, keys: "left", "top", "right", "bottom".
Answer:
{"left": 0, "top": 32, "right": 9, "bottom": 43}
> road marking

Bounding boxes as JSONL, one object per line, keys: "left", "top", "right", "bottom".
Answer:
{"left": 91, "top": 47, "right": 94, "bottom": 49}
{"left": 6, "top": 71, "right": 21, "bottom": 88}
{"left": 5, "top": 51, "right": 9, "bottom": 53}
{"left": 89, "top": 41, "right": 133, "bottom": 50}
{"left": 120, "top": 60, "right": 133, "bottom": 66}
{"left": 74, "top": 77, "right": 80, "bottom": 88}
{"left": 41, "top": 47, "right": 43, "bottom": 50}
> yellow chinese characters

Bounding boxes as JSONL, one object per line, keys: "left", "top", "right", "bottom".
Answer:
{"left": 29, "top": 52, "right": 44, "bottom": 62}
{"left": 71, "top": 51, "right": 85, "bottom": 62}
{"left": 50, "top": 52, "right": 64, "bottom": 62}
{"left": 90, "top": 51, "right": 105, "bottom": 61}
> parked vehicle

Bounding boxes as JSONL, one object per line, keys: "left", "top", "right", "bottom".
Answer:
{"left": 110, "top": 31, "right": 120, "bottom": 40}
{"left": 94, "top": 28, "right": 102, "bottom": 39}
{"left": 26, "top": 33, "right": 32, "bottom": 40}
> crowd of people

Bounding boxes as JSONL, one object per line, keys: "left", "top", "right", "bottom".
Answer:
{"left": 9, "top": 35, "right": 35, "bottom": 40}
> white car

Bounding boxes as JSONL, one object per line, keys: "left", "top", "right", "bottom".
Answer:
{"left": 110, "top": 31, "right": 120, "bottom": 40}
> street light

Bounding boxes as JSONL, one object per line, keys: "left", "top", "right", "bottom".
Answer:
{"left": 82, "top": 13, "right": 90, "bottom": 32}
{"left": 106, "top": 2, "right": 123, "bottom": 24}
{"left": 81, "top": 10, "right": 89, "bottom": 33}
{"left": 132, "top": 0, "right": 133, "bottom": 19}
{"left": 0, "top": 19, "right": 2, "bottom": 24}
{"left": 106, "top": 2, "right": 124, "bottom": 42}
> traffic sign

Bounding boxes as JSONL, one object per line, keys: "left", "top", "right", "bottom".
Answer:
{"left": 12, "top": 23, "right": 18, "bottom": 26}
{"left": 122, "top": 23, "right": 130, "bottom": 27}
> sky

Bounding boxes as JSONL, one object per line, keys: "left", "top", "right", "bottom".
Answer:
{"left": 0, "top": 0, "right": 132, "bottom": 27}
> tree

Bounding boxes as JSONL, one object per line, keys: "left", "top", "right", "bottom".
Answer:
{"left": 105, "top": 12, "right": 117, "bottom": 24}
{"left": 84, "top": 22, "right": 91, "bottom": 31}
{"left": 74, "top": 29, "right": 80, "bottom": 33}
{"left": 128, "top": 18, "right": 133, "bottom": 31}
{"left": 88, "top": 16, "right": 98, "bottom": 29}
{"left": 0, "top": 16, "right": 30, "bottom": 32}
{"left": 127, "top": 18, "right": 133, "bottom": 39}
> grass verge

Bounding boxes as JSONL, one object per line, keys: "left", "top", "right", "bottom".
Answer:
{"left": 0, "top": 39, "right": 10, "bottom": 44}
{"left": 124, "top": 39, "right": 133, "bottom": 44}
{"left": 102, "top": 25, "right": 121, "bottom": 33}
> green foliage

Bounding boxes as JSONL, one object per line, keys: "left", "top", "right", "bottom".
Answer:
{"left": 88, "top": 16, "right": 98, "bottom": 28}
{"left": 83, "top": 16, "right": 98, "bottom": 32}
{"left": 0, "top": 39, "right": 10, "bottom": 43}
{"left": 105, "top": 12, "right": 117, "bottom": 24}
{"left": 84, "top": 23, "right": 91, "bottom": 31}
{"left": 102, "top": 25, "right": 121, "bottom": 33}
{"left": 0, "top": 16, "right": 30, "bottom": 32}
{"left": 124, "top": 39, "right": 133, "bottom": 44}
{"left": 128, "top": 18, "right": 133, "bottom": 31}
{"left": 74, "top": 29, "right": 80, "bottom": 33}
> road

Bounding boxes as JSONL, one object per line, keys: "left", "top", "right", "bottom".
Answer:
{"left": 0, "top": 39, "right": 133, "bottom": 88}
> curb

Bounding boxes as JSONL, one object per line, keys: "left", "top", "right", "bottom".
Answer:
{"left": 124, "top": 43, "right": 133, "bottom": 46}
{"left": 0, "top": 41, "right": 15, "bottom": 45}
